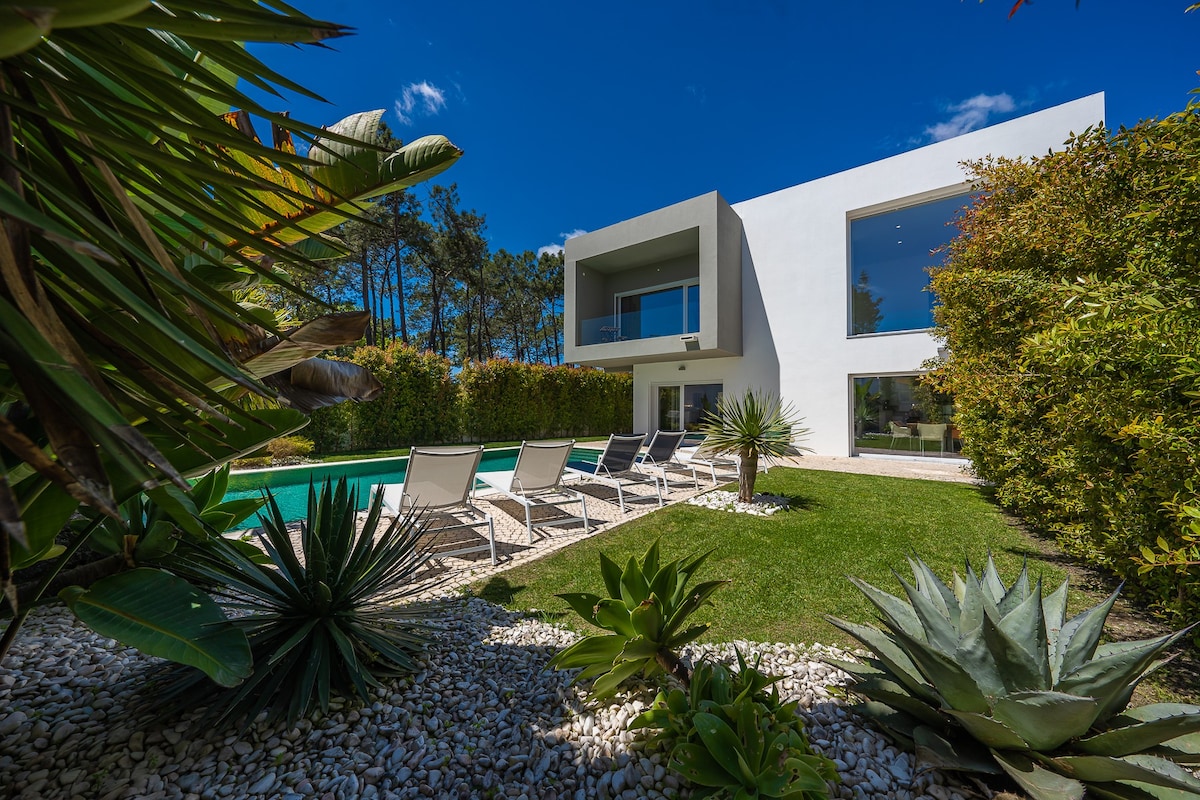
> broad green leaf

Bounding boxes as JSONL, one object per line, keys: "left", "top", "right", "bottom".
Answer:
{"left": 61, "top": 568, "right": 249, "bottom": 687}
{"left": 1051, "top": 754, "right": 1200, "bottom": 793}
{"left": 1077, "top": 704, "right": 1200, "bottom": 757}
{"left": 590, "top": 658, "right": 647, "bottom": 699}
{"left": 629, "top": 596, "right": 664, "bottom": 641}
{"left": 594, "top": 598, "right": 635, "bottom": 636}
{"left": 850, "top": 575, "right": 925, "bottom": 642}
{"left": 825, "top": 616, "right": 940, "bottom": 705}
{"left": 672, "top": 742, "right": 736, "bottom": 787}
{"left": 693, "top": 712, "right": 756, "bottom": 788}
{"left": 914, "top": 724, "right": 1004, "bottom": 774}
{"left": 991, "top": 691, "right": 1100, "bottom": 750}
{"left": 993, "top": 750, "right": 1085, "bottom": 800}
{"left": 556, "top": 592, "right": 602, "bottom": 624}
{"left": 547, "top": 633, "right": 624, "bottom": 671}
{"left": 946, "top": 709, "right": 1030, "bottom": 750}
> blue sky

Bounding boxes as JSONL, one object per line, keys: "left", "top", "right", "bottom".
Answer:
{"left": 248, "top": 1, "right": 1200, "bottom": 258}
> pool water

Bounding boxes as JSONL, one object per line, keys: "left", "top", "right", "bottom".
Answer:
{"left": 223, "top": 445, "right": 600, "bottom": 528}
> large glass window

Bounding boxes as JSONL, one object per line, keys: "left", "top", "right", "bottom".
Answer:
{"left": 616, "top": 281, "right": 700, "bottom": 341}
{"left": 852, "top": 375, "right": 962, "bottom": 458}
{"left": 849, "top": 193, "right": 968, "bottom": 335}
{"left": 656, "top": 382, "right": 722, "bottom": 431}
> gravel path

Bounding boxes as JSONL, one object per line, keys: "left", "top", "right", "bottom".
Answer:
{"left": 0, "top": 595, "right": 986, "bottom": 800}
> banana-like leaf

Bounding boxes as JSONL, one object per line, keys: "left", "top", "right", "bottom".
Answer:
{"left": 616, "top": 635, "right": 660, "bottom": 663}
{"left": 993, "top": 750, "right": 1086, "bottom": 800}
{"left": 61, "top": 567, "right": 250, "bottom": 687}
{"left": 991, "top": 691, "right": 1100, "bottom": 751}
{"left": 598, "top": 551, "right": 624, "bottom": 600}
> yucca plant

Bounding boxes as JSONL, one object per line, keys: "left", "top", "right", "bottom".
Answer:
{"left": 548, "top": 540, "right": 729, "bottom": 698}
{"left": 697, "top": 389, "right": 811, "bottom": 502}
{"left": 826, "top": 555, "right": 1200, "bottom": 800}
{"left": 632, "top": 650, "right": 838, "bottom": 799}
{"left": 158, "top": 477, "right": 436, "bottom": 726}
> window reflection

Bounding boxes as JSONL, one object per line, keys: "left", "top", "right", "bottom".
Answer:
{"left": 849, "top": 194, "right": 968, "bottom": 335}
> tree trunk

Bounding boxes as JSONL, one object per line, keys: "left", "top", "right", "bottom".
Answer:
{"left": 392, "top": 216, "right": 409, "bottom": 345}
{"left": 360, "top": 246, "right": 375, "bottom": 347}
{"left": 739, "top": 450, "right": 758, "bottom": 503}
{"left": 655, "top": 647, "right": 691, "bottom": 690}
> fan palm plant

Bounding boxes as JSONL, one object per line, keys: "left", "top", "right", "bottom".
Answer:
{"left": 696, "top": 389, "right": 811, "bottom": 502}
{"left": 0, "top": 2, "right": 460, "bottom": 673}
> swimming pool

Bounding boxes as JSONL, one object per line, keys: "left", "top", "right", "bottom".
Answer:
{"left": 223, "top": 445, "right": 600, "bottom": 528}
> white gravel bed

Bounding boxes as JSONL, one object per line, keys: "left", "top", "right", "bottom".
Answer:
{"left": 0, "top": 597, "right": 985, "bottom": 800}
{"left": 686, "top": 490, "right": 791, "bottom": 516}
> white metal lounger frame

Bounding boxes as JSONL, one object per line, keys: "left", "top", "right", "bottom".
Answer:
{"left": 374, "top": 445, "right": 497, "bottom": 566}
{"left": 474, "top": 440, "right": 590, "bottom": 543}
{"left": 564, "top": 433, "right": 664, "bottom": 513}
{"left": 675, "top": 433, "right": 741, "bottom": 485}
{"left": 635, "top": 429, "right": 699, "bottom": 491}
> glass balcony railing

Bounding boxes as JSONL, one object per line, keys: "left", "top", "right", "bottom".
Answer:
{"left": 579, "top": 310, "right": 699, "bottom": 346}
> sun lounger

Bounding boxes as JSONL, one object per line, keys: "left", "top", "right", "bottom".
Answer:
{"left": 634, "top": 429, "right": 699, "bottom": 491}
{"left": 563, "top": 433, "right": 663, "bottom": 513}
{"left": 374, "top": 445, "right": 496, "bottom": 565}
{"left": 474, "top": 440, "right": 591, "bottom": 543}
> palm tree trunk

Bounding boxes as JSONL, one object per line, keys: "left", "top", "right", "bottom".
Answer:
{"left": 739, "top": 450, "right": 759, "bottom": 503}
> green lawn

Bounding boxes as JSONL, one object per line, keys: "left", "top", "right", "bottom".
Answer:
{"left": 470, "top": 467, "right": 1073, "bottom": 649}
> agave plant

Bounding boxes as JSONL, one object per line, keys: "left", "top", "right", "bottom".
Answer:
{"left": 632, "top": 650, "right": 838, "bottom": 799}
{"left": 696, "top": 389, "right": 811, "bottom": 502}
{"left": 548, "top": 540, "right": 730, "bottom": 699}
{"left": 156, "top": 477, "right": 437, "bottom": 726}
{"left": 826, "top": 555, "right": 1200, "bottom": 800}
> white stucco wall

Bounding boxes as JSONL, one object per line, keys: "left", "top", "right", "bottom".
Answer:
{"left": 631, "top": 93, "right": 1106, "bottom": 456}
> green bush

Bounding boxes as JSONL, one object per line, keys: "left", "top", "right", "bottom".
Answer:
{"left": 267, "top": 435, "right": 314, "bottom": 460}
{"left": 308, "top": 346, "right": 633, "bottom": 451}
{"left": 931, "top": 109, "right": 1200, "bottom": 619}
{"left": 826, "top": 555, "right": 1200, "bottom": 800}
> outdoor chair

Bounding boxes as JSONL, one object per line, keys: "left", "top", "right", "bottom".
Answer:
{"left": 917, "top": 423, "right": 947, "bottom": 456}
{"left": 474, "top": 440, "right": 591, "bottom": 543}
{"left": 673, "top": 432, "right": 741, "bottom": 485}
{"left": 374, "top": 445, "right": 496, "bottom": 565}
{"left": 563, "top": 433, "right": 664, "bottom": 512}
{"left": 634, "top": 430, "right": 699, "bottom": 491}
{"left": 888, "top": 421, "right": 914, "bottom": 451}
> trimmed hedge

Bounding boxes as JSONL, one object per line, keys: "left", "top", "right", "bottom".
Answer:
{"left": 307, "top": 344, "right": 633, "bottom": 451}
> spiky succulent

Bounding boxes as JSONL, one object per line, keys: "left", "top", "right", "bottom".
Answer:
{"left": 632, "top": 650, "right": 838, "bottom": 799}
{"left": 826, "top": 556, "right": 1200, "bottom": 800}
{"left": 548, "top": 540, "right": 729, "bottom": 699}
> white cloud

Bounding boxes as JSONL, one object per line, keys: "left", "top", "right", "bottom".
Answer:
{"left": 925, "top": 93, "right": 1017, "bottom": 142}
{"left": 394, "top": 81, "right": 447, "bottom": 125}
{"left": 537, "top": 228, "right": 588, "bottom": 258}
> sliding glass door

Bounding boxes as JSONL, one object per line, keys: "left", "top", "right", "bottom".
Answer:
{"left": 656, "top": 383, "right": 722, "bottom": 432}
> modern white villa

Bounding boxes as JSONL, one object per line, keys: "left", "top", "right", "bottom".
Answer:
{"left": 563, "top": 93, "right": 1106, "bottom": 459}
